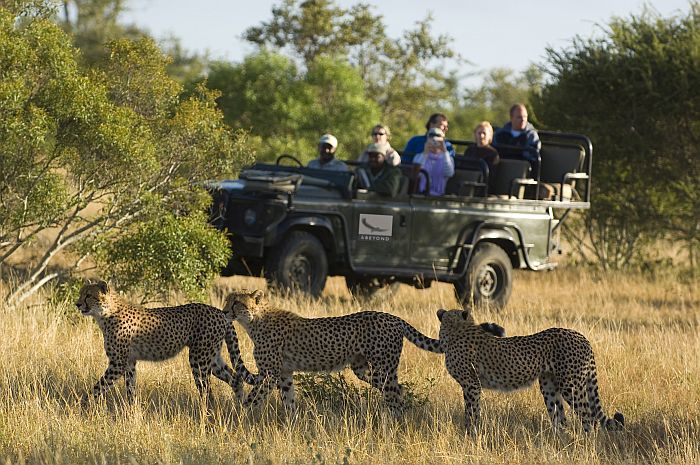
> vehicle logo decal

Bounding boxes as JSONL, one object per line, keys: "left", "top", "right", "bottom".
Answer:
{"left": 358, "top": 214, "right": 393, "bottom": 241}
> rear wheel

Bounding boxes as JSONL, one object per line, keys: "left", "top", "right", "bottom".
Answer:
{"left": 454, "top": 242, "right": 512, "bottom": 309}
{"left": 265, "top": 231, "right": 328, "bottom": 297}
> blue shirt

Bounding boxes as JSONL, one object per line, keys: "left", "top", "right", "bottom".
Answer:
{"left": 402, "top": 135, "right": 455, "bottom": 164}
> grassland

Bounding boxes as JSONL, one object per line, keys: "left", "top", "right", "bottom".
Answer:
{"left": 0, "top": 268, "right": 698, "bottom": 464}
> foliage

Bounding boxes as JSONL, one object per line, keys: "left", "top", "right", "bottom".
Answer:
{"left": 534, "top": 4, "right": 700, "bottom": 269}
{"left": 0, "top": 3, "right": 252, "bottom": 303}
{"left": 205, "top": 51, "right": 379, "bottom": 162}
{"left": 240, "top": 0, "right": 460, "bottom": 146}
{"left": 294, "top": 372, "right": 434, "bottom": 412}
{"left": 97, "top": 211, "right": 231, "bottom": 302}
{"left": 452, "top": 65, "right": 544, "bottom": 140}
{"left": 58, "top": 0, "right": 147, "bottom": 66}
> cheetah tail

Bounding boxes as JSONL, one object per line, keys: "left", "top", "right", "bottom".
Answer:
{"left": 401, "top": 320, "right": 443, "bottom": 354}
{"left": 224, "top": 327, "right": 258, "bottom": 385}
{"left": 587, "top": 366, "right": 624, "bottom": 431}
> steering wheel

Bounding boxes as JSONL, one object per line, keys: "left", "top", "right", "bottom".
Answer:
{"left": 276, "top": 154, "right": 303, "bottom": 167}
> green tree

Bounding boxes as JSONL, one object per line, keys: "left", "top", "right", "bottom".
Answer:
{"left": 0, "top": 3, "right": 251, "bottom": 303}
{"left": 244, "top": 0, "right": 460, "bottom": 143}
{"left": 451, "top": 66, "right": 544, "bottom": 140}
{"left": 58, "top": 0, "right": 146, "bottom": 65}
{"left": 205, "top": 51, "right": 378, "bottom": 163}
{"left": 533, "top": 4, "right": 700, "bottom": 269}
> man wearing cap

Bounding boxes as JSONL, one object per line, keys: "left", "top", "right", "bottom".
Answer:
{"left": 307, "top": 134, "right": 348, "bottom": 171}
{"left": 362, "top": 142, "right": 403, "bottom": 198}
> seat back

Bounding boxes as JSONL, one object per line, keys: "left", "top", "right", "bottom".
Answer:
{"left": 396, "top": 173, "right": 409, "bottom": 196}
{"left": 539, "top": 143, "right": 585, "bottom": 200}
{"left": 446, "top": 157, "right": 489, "bottom": 197}
{"left": 399, "top": 163, "right": 428, "bottom": 194}
{"left": 490, "top": 159, "right": 531, "bottom": 197}
{"left": 539, "top": 144, "right": 584, "bottom": 184}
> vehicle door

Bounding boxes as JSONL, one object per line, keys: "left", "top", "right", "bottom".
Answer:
{"left": 347, "top": 192, "right": 412, "bottom": 268}
{"left": 408, "top": 196, "right": 467, "bottom": 270}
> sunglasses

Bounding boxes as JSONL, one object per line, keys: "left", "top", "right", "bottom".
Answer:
{"left": 372, "top": 132, "right": 386, "bottom": 136}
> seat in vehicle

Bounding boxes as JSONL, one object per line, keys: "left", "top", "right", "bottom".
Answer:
{"left": 446, "top": 157, "right": 489, "bottom": 197}
{"left": 539, "top": 143, "right": 588, "bottom": 201}
{"left": 489, "top": 159, "right": 536, "bottom": 199}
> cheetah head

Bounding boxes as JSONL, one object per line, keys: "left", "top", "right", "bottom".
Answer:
{"left": 437, "top": 308, "right": 506, "bottom": 338}
{"left": 75, "top": 280, "right": 113, "bottom": 318}
{"left": 437, "top": 308, "right": 475, "bottom": 325}
{"left": 223, "top": 289, "right": 267, "bottom": 327}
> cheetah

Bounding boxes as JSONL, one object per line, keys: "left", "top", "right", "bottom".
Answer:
{"left": 222, "top": 289, "right": 443, "bottom": 413}
{"left": 436, "top": 308, "right": 624, "bottom": 433}
{"left": 76, "top": 281, "right": 255, "bottom": 405}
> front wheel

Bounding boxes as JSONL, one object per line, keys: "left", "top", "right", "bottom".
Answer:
{"left": 454, "top": 242, "right": 512, "bottom": 309}
{"left": 265, "top": 231, "right": 328, "bottom": 297}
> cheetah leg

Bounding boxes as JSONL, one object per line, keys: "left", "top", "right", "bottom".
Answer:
{"left": 462, "top": 383, "right": 482, "bottom": 435}
{"left": 211, "top": 352, "right": 245, "bottom": 402}
{"left": 538, "top": 375, "right": 566, "bottom": 429}
{"left": 350, "top": 358, "right": 370, "bottom": 384}
{"left": 573, "top": 386, "right": 594, "bottom": 432}
{"left": 189, "top": 349, "right": 214, "bottom": 409}
{"left": 92, "top": 359, "right": 126, "bottom": 399}
{"left": 244, "top": 371, "right": 278, "bottom": 408}
{"left": 561, "top": 383, "right": 593, "bottom": 432}
{"left": 278, "top": 371, "right": 296, "bottom": 411}
{"left": 367, "top": 366, "right": 404, "bottom": 415}
{"left": 124, "top": 359, "right": 137, "bottom": 404}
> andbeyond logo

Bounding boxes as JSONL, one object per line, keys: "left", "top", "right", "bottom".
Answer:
{"left": 358, "top": 214, "right": 393, "bottom": 241}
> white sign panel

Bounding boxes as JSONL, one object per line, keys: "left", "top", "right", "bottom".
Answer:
{"left": 358, "top": 214, "right": 393, "bottom": 241}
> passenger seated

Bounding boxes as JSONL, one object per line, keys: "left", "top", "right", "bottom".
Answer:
{"left": 413, "top": 128, "right": 455, "bottom": 196}
{"left": 464, "top": 121, "right": 500, "bottom": 172}
{"left": 464, "top": 121, "right": 500, "bottom": 194}
{"left": 493, "top": 104, "right": 540, "bottom": 166}
{"left": 402, "top": 113, "right": 456, "bottom": 164}
{"left": 357, "top": 124, "right": 400, "bottom": 166}
{"left": 360, "top": 142, "right": 403, "bottom": 198}
{"left": 307, "top": 134, "right": 348, "bottom": 171}
{"left": 493, "top": 104, "right": 553, "bottom": 199}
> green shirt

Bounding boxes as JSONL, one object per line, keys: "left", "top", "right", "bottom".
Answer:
{"left": 368, "top": 165, "right": 402, "bottom": 197}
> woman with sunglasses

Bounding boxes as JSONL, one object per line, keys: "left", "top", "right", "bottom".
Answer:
{"left": 357, "top": 124, "right": 400, "bottom": 166}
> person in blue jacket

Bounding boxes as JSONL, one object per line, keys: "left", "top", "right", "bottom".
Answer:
{"left": 493, "top": 103, "right": 541, "bottom": 165}
{"left": 402, "top": 113, "right": 455, "bottom": 164}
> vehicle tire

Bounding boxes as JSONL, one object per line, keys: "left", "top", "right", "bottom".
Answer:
{"left": 265, "top": 231, "right": 328, "bottom": 297}
{"left": 454, "top": 242, "right": 512, "bottom": 309}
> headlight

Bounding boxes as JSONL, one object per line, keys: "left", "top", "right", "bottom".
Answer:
{"left": 243, "top": 208, "right": 257, "bottom": 226}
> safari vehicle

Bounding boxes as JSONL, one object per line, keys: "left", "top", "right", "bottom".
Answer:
{"left": 208, "top": 131, "right": 592, "bottom": 308}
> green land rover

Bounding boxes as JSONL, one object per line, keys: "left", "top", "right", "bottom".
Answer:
{"left": 208, "top": 131, "right": 592, "bottom": 308}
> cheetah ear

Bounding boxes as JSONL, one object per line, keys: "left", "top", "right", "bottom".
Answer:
{"left": 252, "top": 289, "right": 265, "bottom": 304}
{"left": 96, "top": 280, "right": 109, "bottom": 294}
{"left": 437, "top": 309, "right": 446, "bottom": 321}
{"left": 461, "top": 304, "right": 474, "bottom": 320}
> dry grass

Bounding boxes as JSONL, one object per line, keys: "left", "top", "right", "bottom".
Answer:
{"left": 0, "top": 268, "right": 698, "bottom": 464}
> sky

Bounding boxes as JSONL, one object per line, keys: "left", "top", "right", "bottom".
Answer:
{"left": 122, "top": 0, "right": 692, "bottom": 78}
